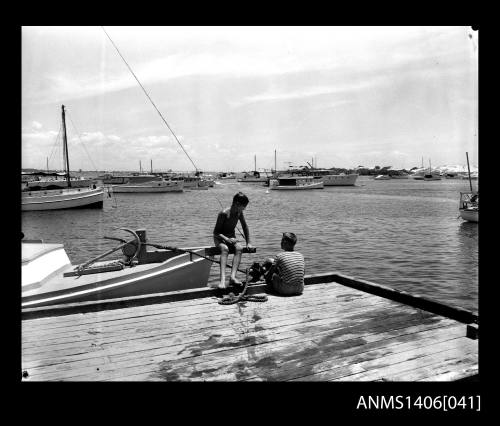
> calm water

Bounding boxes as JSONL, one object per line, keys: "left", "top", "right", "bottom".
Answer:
{"left": 21, "top": 176, "right": 479, "bottom": 311}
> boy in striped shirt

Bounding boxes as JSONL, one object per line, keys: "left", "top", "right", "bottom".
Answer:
{"left": 264, "top": 232, "right": 305, "bottom": 296}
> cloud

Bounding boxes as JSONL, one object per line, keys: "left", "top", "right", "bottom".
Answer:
{"left": 31, "top": 121, "right": 43, "bottom": 130}
{"left": 24, "top": 26, "right": 470, "bottom": 104}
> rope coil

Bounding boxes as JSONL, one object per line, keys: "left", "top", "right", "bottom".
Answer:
{"left": 218, "top": 269, "right": 268, "bottom": 305}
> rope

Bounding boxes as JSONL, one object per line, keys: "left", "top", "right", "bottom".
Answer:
{"left": 102, "top": 27, "right": 249, "bottom": 240}
{"left": 101, "top": 26, "right": 199, "bottom": 173}
{"left": 218, "top": 268, "right": 268, "bottom": 305}
{"left": 47, "top": 122, "right": 62, "bottom": 169}
{"left": 66, "top": 112, "right": 100, "bottom": 174}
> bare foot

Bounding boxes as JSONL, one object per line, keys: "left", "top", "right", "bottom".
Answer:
{"left": 229, "top": 277, "right": 243, "bottom": 286}
{"left": 208, "top": 283, "right": 228, "bottom": 289}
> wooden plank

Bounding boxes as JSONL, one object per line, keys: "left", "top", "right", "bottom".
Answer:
{"left": 380, "top": 353, "right": 479, "bottom": 382}
{"left": 21, "top": 285, "right": 377, "bottom": 343}
{"left": 333, "top": 341, "right": 478, "bottom": 382}
{"left": 20, "top": 287, "right": 411, "bottom": 350}
{"left": 21, "top": 282, "right": 364, "bottom": 334}
{"left": 289, "top": 337, "right": 477, "bottom": 382}
{"left": 331, "top": 272, "right": 478, "bottom": 324}
{"left": 180, "top": 326, "right": 471, "bottom": 382}
{"left": 19, "top": 286, "right": 439, "bottom": 364}
{"left": 112, "top": 321, "right": 465, "bottom": 382}
{"left": 21, "top": 272, "right": 341, "bottom": 319}
{"left": 21, "top": 278, "right": 478, "bottom": 382}
{"left": 21, "top": 300, "right": 415, "bottom": 371}
{"left": 22, "top": 294, "right": 401, "bottom": 371}
{"left": 22, "top": 309, "right": 455, "bottom": 381}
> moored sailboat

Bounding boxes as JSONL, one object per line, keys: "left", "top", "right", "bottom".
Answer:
{"left": 238, "top": 155, "right": 271, "bottom": 183}
{"left": 21, "top": 105, "right": 104, "bottom": 211}
{"left": 458, "top": 152, "right": 478, "bottom": 223}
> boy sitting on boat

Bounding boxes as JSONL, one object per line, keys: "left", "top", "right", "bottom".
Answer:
{"left": 211, "top": 192, "right": 253, "bottom": 289}
{"left": 262, "top": 232, "right": 305, "bottom": 296}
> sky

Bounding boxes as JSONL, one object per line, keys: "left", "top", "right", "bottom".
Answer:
{"left": 21, "top": 26, "right": 478, "bottom": 173}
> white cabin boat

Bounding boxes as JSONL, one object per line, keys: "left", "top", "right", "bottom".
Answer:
{"left": 112, "top": 179, "right": 183, "bottom": 193}
{"left": 269, "top": 175, "right": 324, "bottom": 190}
{"left": 21, "top": 229, "right": 214, "bottom": 309}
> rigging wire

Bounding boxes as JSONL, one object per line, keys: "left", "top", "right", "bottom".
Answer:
{"left": 101, "top": 26, "right": 246, "bottom": 240}
{"left": 47, "top": 122, "right": 62, "bottom": 170}
{"left": 66, "top": 111, "right": 100, "bottom": 173}
{"left": 101, "top": 26, "right": 199, "bottom": 173}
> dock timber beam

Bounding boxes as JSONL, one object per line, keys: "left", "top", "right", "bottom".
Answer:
{"left": 22, "top": 272, "right": 478, "bottom": 328}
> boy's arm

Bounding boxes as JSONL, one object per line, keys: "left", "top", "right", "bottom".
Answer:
{"left": 213, "top": 211, "right": 226, "bottom": 239}
{"left": 239, "top": 212, "right": 251, "bottom": 245}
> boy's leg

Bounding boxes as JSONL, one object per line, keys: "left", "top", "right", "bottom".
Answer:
{"left": 230, "top": 243, "right": 243, "bottom": 284}
{"left": 215, "top": 243, "right": 229, "bottom": 288}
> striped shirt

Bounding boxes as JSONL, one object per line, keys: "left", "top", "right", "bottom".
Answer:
{"left": 275, "top": 251, "right": 305, "bottom": 288}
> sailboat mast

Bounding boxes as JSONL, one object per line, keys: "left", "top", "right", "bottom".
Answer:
{"left": 61, "top": 105, "right": 71, "bottom": 188}
{"left": 254, "top": 155, "right": 257, "bottom": 172}
{"left": 274, "top": 150, "right": 277, "bottom": 173}
{"left": 151, "top": 159, "right": 153, "bottom": 174}
{"left": 466, "top": 152, "right": 473, "bottom": 192}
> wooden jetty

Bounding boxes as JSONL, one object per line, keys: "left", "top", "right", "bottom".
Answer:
{"left": 21, "top": 272, "right": 478, "bottom": 381}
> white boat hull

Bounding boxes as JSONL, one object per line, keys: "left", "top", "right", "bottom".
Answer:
{"left": 112, "top": 180, "right": 183, "bottom": 193}
{"left": 22, "top": 243, "right": 213, "bottom": 308}
{"left": 21, "top": 187, "right": 104, "bottom": 211}
{"left": 459, "top": 208, "right": 478, "bottom": 223}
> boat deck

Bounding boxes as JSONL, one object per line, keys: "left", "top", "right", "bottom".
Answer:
{"left": 21, "top": 274, "right": 478, "bottom": 381}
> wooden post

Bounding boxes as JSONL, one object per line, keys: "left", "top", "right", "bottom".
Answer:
{"left": 466, "top": 323, "right": 479, "bottom": 340}
{"left": 136, "top": 229, "right": 148, "bottom": 262}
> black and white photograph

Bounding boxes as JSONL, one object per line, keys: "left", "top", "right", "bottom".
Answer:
{"left": 21, "top": 26, "right": 479, "bottom": 390}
